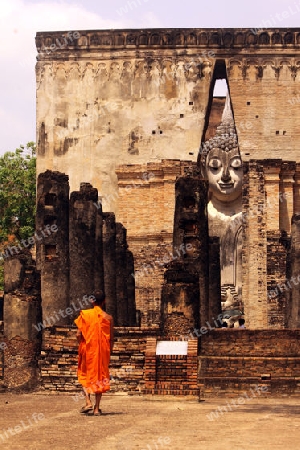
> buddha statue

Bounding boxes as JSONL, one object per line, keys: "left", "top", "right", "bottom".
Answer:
{"left": 199, "top": 94, "right": 243, "bottom": 312}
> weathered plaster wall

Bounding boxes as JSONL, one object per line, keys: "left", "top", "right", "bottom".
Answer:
{"left": 36, "top": 29, "right": 300, "bottom": 218}
{"left": 36, "top": 29, "right": 218, "bottom": 215}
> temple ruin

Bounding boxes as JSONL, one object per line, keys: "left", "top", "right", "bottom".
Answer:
{"left": 1, "top": 28, "right": 300, "bottom": 396}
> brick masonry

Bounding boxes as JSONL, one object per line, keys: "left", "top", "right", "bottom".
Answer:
{"left": 39, "top": 326, "right": 160, "bottom": 393}
{"left": 143, "top": 337, "right": 199, "bottom": 396}
{"left": 39, "top": 326, "right": 199, "bottom": 396}
{"left": 199, "top": 330, "right": 300, "bottom": 397}
{"left": 116, "top": 160, "right": 196, "bottom": 326}
{"left": 38, "top": 327, "right": 300, "bottom": 397}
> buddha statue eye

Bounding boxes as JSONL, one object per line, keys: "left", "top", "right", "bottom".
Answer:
{"left": 230, "top": 158, "right": 242, "bottom": 169}
{"left": 208, "top": 158, "right": 222, "bottom": 170}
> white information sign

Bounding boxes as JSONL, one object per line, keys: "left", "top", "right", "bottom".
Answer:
{"left": 156, "top": 341, "right": 188, "bottom": 356}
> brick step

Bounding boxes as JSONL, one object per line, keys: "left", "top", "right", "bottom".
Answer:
{"left": 199, "top": 356, "right": 300, "bottom": 360}
{"left": 0, "top": 383, "right": 7, "bottom": 393}
{"left": 200, "top": 376, "right": 300, "bottom": 380}
{"left": 143, "top": 388, "right": 199, "bottom": 396}
{"left": 199, "top": 376, "right": 300, "bottom": 397}
{"left": 155, "top": 382, "right": 197, "bottom": 388}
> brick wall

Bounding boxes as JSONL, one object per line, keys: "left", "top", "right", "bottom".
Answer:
{"left": 116, "top": 160, "right": 195, "bottom": 326}
{"left": 242, "top": 161, "right": 268, "bottom": 328}
{"left": 199, "top": 330, "right": 300, "bottom": 397}
{"left": 242, "top": 161, "right": 292, "bottom": 329}
{"left": 267, "top": 234, "right": 289, "bottom": 327}
{"left": 39, "top": 327, "right": 200, "bottom": 396}
{"left": 39, "top": 326, "right": 160, "bottom": 393}
{"left": 36, "top": 29, "right": 300, "bottom": 207}
{"left": 37, "top": 327, "right": 300, "bottom": 397}
{"left": 143, "top": 338, "right": 199, "bottom": 396}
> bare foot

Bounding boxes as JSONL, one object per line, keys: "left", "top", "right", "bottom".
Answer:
{"left": 80, "top": 404, "right": 93, "bottom": 413}
{"left": 93, "top": 407, "right": 102, "bottom": 416}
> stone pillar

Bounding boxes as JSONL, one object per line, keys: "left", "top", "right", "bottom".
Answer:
{"left": 3, "top": 251, "right": 41, "bottom": 390}
{"left": 242, "top": 162, "right": 268, "bottom": 329}
{"left": 126, "top": 250, "right": 136, "bottom": 326}
{"left": 287, "top": 214, "right": 300, "bottom": 328}
{"left": 279, "top": 162, "right": 295, "bottom": 234}
{"left": 94, "top": 206, "right": 105, "bottom": 294}
{"left": 293, "top": 163, "right": 300, "bottom": 215}
{"left": 4, "top": 252, "right": 41, "bottom": 340}
{"left": 161, "top": 266, "right": 200, "bottom": 337}
{"left": 162, "top": 175, "right": 209, "bottom": 334}
{"left": 197, "top": 180, "right": 210, "bottom": 328}
{"left": 69, "top": 183, "right": 99, "bottom": 311}
{"left": 102, "top": 213, "right": 117, "bottom": 323}
{"left": 263, "top": 162, "right": 290, "bottom": 328}
{"left": 36, "top": 170, "right": 69, "bottom": 324}
{"left": 208, "top": 237, "right": 222, "bottom": 324}
{"left": 116, "top": 223, "right": 129, "bottom": 326}
{"left": 263, "top": 161, "right": 282, "bottom": 232}
{"left": 267, "top": 234, "right": 289, "bottom": 328}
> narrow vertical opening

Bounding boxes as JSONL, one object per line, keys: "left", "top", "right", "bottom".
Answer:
{"left": 199, "top": 58, "right": 243, "bottom": 328}
{"left": 201, "top": 60, "right": 228, "bottom": 143}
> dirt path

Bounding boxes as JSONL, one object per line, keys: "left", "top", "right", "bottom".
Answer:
{"left": 0, "top": 392, "right": 299, "bottom": 449}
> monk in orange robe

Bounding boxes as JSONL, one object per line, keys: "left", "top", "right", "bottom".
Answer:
{"left": 74, "top": 290, "right": 114, "bottom": 416}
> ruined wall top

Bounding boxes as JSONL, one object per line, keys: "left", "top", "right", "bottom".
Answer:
{"left": 36, "top": 28, "right": 300, "bottom": 59}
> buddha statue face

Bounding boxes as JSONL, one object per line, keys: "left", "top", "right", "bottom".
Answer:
{"left": 200, "top": 94, "right": 243, "bottom": 205}
{"left": 204, "top": 146, "right": 242, "bottom": 203}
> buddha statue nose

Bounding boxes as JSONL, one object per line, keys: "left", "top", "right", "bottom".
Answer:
{"left": 221, "top": 165, "right": 231, "bottom": 182}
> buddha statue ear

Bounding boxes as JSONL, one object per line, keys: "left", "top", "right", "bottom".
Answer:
{"left": 198, "top": 143, "right": 207, "bottom": 178}
{"left": 199, "top": 154, "right": 207, "bottom": 179}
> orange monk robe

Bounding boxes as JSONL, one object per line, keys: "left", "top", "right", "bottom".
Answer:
{"left": 74, "top": 306, "right": 111, "bottom": 394}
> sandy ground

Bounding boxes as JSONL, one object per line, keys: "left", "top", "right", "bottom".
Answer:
{"left": 0, "top": 391, "right": 299, "bottom": 450}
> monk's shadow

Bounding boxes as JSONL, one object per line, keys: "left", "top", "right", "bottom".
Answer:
{"left": 85, "top": 411, "right": 124, "bottom": 417}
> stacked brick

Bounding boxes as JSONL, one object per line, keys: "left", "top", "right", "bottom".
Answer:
{"left": 39, "top": 326, "right": 160, "bottom": 392}
{"left": 199, "top": 330, "right": 300, "bottom": 396}
{"left": 143, "top": 338, "right": 199, "bottom": 396}
{"left": 242, "top": 160, "right": 296, "bottom": 329}
{"left": 288, "top": 215, "right": 300, "bottom": 327}
{"left": 109, "top": 327, "right": 159, "bottom": 392}
{"left": 39, "top": 327, "right": 80, "bottom": 391}
{"left": 161, "top": 173, "right": 211, "bottom": 336}
{"left": 69, "top": 183, "right": 101, "bottom": 310}
{"left": 2, "top": 336, "right": 40, "bottom": 391}
{"left": 267, "top": 237, "right": 289, "bottom": 327}
{"left": 116, "top": 160, "right": 195, "bottom": 326}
